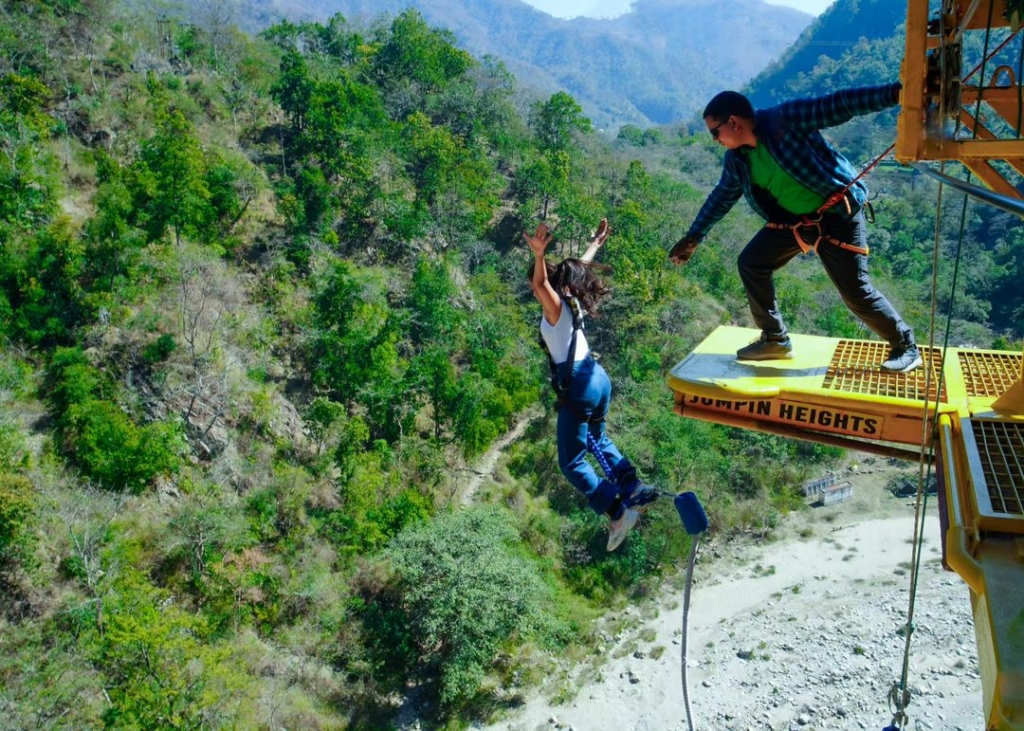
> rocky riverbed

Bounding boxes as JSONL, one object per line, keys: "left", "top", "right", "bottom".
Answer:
{"left": 478, "top": 461, "right": 982, "bottom": 731}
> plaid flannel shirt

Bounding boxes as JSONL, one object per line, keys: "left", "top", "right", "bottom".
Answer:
{"left": 686, "top": 83, "right": 901, "bottom": 240}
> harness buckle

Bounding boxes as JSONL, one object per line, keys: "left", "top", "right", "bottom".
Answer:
{"left": 793, "top": 215, "right": 823, "bottom": 254}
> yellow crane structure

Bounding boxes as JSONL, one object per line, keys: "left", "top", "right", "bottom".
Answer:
{"left": 667, "top": 1, "right": 1024, "bottom": 728}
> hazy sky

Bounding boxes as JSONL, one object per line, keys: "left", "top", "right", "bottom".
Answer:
{"left": 522, "top": 0, "right": 834, "bottom": 19}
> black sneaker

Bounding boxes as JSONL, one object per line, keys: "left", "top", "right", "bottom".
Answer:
{"left": 623, "top": 483, "right": 659, "bottom": 512}
{"left": 736, "top": 334, "right": 794, "bottom": 361}
{"left": 881, "top": 343, "right": 923, "bottom": 373}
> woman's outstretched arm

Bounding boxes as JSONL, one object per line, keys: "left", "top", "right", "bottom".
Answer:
{"left": 525, "top": 223, "right": 563, "bottom": 326}
{"left": 581, "top": 217, "right": 609, "bottom": 263}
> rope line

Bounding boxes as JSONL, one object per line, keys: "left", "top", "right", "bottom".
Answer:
{"left": 962, "top": 28, "right": 1020, "bottom": 82}
{"left": 681, "top": 535, "right": 700, "bottom": 731}
{"left": 585, "top": 431, "right": 678, "bottom": 498}
{"left": 888, "top": 163, "right": 945, "bottom": 728}
{"left": 887, "top": 7, "right": 992, "bottom": 725}
{"left": 585, "top": 432, "right": 702, "bottom": 730}
{"left": 814, "top": 143, "right": 895, "bottom": 218}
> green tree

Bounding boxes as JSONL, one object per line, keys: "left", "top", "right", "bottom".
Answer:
{"left": 132, "top": 100, "right": 211, "bottom": 246}
{"left": 82, "top": 152, "right": 146, "bottom": 298}
{"left": 271, "top": 53, "right": 391, "bottom": 238}
{"left": 449, "top": 371, "right": 511, "bottom": 457}
{"left": 0, "top": 217, "right": 86, "bottom": 346}
{"left": 309, "top": 260, "right": 414, "bottom": 442}
{"left": 411, "top": 344, "right": 459, "bottom": 441}
{"left": 270, "top": 49, "right": 314, "bottom": 129}
{"left": 63, "top": 400, "right": 183, "bottom": 493}
{"left": 379, "top": 508, "right": 563, "bottom": 708}
{"left": 95, "top": 571, "right": 253, "bottom": 728}
{"left": 407, "top": 255, "right": 461, "bottom": 345}
{"left": 530, "top": 91, "right": 592, "bottom": 153}
{"left": 358, "top": 354, "right": 417, "bottom": 445}
{"left": 403, "top": 111, "right": 458, "bottom": 214}
{"left": 44, "top": 348, "right": 182, "bottom": 492}
{"left": 989, "top": 228, "right": 1024, "bottom": 334}
{"left": 0, "top": 73, "right": 58, "bottom": 231}
{"left": 310, "top": 260, "right": 403, "bottom": 395}
{"left": 305, "top": 395, "right": 346, "bottom": 457}
{"left": 373, "top": 10, "right": 473, "bottom": 95}
{"left": 514, "top": 150, "right": 572, "bottom": 219}
{"left": 43, "top": 346, "right": 100, "bottom": 416}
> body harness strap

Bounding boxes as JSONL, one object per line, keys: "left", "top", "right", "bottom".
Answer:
{"left": 765, "top": 219, "right": 870, "bottom": 256}
{"left": 764, "top": 142, "right": 894, "bottom": 256}
{"left": 540, "top": 296, "right": 582, "bottom": 397}
{"left": 539, "top": 297, "right": 603, "bottom": 423}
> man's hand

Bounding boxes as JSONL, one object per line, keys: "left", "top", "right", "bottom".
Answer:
{"left": 669, "top": 235, "right": 700, "bottom": 264}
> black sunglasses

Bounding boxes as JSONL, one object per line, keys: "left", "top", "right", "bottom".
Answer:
{"left": 709, "top": 119, "right": 731, "bottom": 139}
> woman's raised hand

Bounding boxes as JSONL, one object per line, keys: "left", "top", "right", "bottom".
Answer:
{"left": 524, "top": 222, "right": 553, "bottom": 256}
{"left": 582, "top": 217, "right": 609, "bottom": 263}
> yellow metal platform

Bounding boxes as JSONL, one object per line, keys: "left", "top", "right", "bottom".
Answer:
{"left": 667, "top": 326, "right": 952, "bottom": 460}
{"left": 668, "top": 325, "right": 1024, "bottom": 730}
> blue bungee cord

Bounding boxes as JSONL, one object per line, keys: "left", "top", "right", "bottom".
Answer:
{"left": 586, "top": 432, "right": 677, "bottom": 500}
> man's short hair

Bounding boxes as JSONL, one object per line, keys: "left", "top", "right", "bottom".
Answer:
{"left": 703, "top": 91, "right": 755, "bottom": 122}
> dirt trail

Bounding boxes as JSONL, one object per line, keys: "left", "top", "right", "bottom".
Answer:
{"left": 457, "top": 406, "right": 544, "bottom": 506}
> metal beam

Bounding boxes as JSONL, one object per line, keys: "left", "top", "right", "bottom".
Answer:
{"left": 921, "top": 138, "right": 1024, "bottom": 159}
{"left": 897, "top": 0, "right": 932, "bottom": 163}
{"left": 912, "top": 162, "right": 1024, "bottom": 216}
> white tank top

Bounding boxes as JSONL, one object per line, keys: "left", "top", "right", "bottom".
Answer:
{"left": 540, "top": 299, "right": 590, "bottom": 365}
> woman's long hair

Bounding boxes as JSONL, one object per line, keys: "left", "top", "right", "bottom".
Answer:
{"left": 550, "top": 258, "right": 611, "bottom": 316}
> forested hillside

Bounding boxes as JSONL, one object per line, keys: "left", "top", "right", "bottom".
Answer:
{"left": 745, "top": 0, "right": 906, "bottom": 106}
{"left": 1, "top": 1, "right": 1023, "bottom": 729}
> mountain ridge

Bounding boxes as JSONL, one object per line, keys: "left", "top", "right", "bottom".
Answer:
{"left": 745, "top": 0, "right": 906, "bottom": 105}
{"left": 237, "top": 0, "right": 813, "bottom": 128}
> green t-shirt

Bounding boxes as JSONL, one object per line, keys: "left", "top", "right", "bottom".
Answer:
{"left": 744, "top": 143, "right": 826, "bottom": 215}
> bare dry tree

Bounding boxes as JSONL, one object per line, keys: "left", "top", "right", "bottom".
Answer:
{"left": 53, "top": 484, "right": 128, "bottom": 637}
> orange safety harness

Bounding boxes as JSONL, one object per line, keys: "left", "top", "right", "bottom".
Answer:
{"left": 765, "top": 142, "right": 895, "bottom": 256}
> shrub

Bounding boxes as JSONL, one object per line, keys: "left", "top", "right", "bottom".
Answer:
{"left": 141, "top": 333, "right": 177, "bottom": 364}
{"left": 94, "top": 571, "right": 255, "bottom": 727}
{"left": 374, "top": 507, "right": 566, "bottom": 709}
{"left": 0, "top": 421, "right": 27, "bottom": 471}
{"left": 0, "top": 472, "right": 34, "bottom": 562}
{"left": 64, "top": 401, "right": 183, "bottom": 493}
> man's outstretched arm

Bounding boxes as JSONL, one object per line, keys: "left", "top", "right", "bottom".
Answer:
{"left": 780, "top": 83, "right": 902, "bottom": 131}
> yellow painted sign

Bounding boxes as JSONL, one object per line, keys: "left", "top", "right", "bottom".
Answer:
{"left": 680, "top": 394, "right": 883, "bottom": 438}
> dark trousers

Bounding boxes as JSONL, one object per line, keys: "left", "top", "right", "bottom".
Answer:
{"left": 736, "top": 212, "right": 914, "bottom": 348}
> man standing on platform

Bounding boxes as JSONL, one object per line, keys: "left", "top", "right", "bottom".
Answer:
{"left": 669, "top": 84, "right": 922, "bottom": 374}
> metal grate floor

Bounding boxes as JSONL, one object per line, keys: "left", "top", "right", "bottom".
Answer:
{"left": 822, "top": 341, "right": 944, "bottom": 402}
{"left": 972, "top": 420, "right": 1024, "bottom": 518}
{"left": 958, "top": 350, "right": 1023, "bottom": 398}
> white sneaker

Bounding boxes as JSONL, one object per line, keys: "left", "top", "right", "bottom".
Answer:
{"left": 607, "top": 508, "right": 640, "bottom": 551}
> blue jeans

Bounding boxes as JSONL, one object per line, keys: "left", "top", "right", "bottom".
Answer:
{"left": 556, "top": 355, "right": 636, "bottom": 516}
{"left": 737, "top": 212, "right": 914, "bottom": 348}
